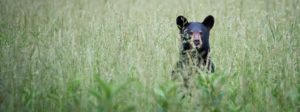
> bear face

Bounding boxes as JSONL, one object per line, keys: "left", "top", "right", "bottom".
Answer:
{"left": 176, "top": 15, "right": 214, "bottom": 54}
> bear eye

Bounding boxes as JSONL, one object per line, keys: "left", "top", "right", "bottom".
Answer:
{"left": 181, "top": 33, "right": 190, "bottom": 40}
{"left": 199, "top": 32, "right": 203, "bottom": 35}
{"left": 181, "top": 29, "right": 192, "bottom": 40}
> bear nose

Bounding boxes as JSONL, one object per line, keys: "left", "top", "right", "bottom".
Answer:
{"left": 192, "top": 32, "right": 202, "bottom": 46}
{"left": 194, "top": 40, "right": 200, "bottom": 45}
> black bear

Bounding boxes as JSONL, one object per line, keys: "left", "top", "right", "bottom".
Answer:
{"left": 172, "top": 15, "right": 215, "bottom": 90}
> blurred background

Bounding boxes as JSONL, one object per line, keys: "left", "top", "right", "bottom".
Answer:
{"left": 0, "top": 0, "right": 299, "bottom": 111}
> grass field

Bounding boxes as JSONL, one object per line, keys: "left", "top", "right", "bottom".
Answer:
{"left": 0, "top": 0, "right": 300, "bottom": 111}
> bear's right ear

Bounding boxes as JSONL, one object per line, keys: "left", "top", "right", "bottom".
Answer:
{"left": 202, "top": 15, "right": 214, "bottom": 30}
{"left": 176, "top": 16, "right": 189, "bottom": 30}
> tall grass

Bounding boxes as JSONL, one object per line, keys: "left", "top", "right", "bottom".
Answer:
{"left": 0, "top": 0, "right": 299, "bottom": 111}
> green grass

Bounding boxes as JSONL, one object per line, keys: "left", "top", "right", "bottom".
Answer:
{"left": 0, "top": 0, "right": 299, "bottom": 111}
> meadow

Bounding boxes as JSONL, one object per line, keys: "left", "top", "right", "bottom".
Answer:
{"left": 0, "top": 0, "right": 299, "bottom": 111}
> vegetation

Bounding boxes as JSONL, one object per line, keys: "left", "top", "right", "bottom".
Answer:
{"left": 0, "top": 0, "right": 299, "bottom": 111}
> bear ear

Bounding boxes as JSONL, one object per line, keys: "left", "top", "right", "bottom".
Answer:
{"left": 176, "top": 16, "right": 189, "bottom": 30}
{"left": 202, "top": 15, "right": 214, "bottom": 30}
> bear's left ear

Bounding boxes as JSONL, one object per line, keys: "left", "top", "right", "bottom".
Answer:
{"left": 202, "top": 15, "right": 214, "bottom": 30}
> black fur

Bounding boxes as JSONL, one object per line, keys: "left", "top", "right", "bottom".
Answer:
{"left": 172, "top": 15, "right": 216, "bottom": 95}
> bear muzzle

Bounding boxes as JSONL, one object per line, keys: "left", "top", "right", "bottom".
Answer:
{"left": 192, "top": 32, "right": 202, "bottom": 48}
